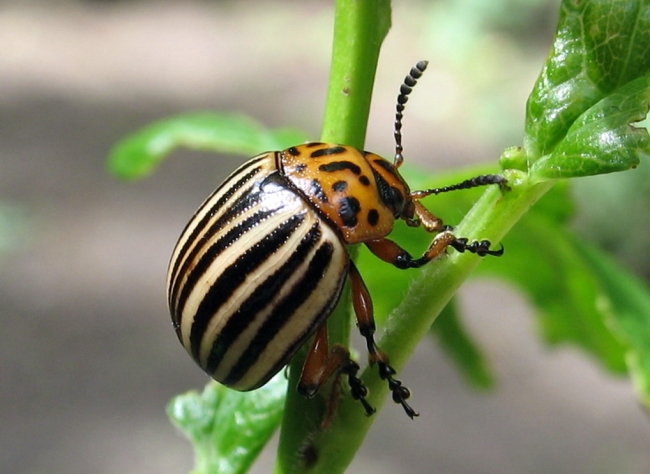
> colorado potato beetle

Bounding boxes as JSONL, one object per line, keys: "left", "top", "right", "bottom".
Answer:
{"left": 167, "top": 61, "right": 505, "bottom": 418}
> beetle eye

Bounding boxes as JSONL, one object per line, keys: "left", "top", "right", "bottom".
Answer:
{"left": 385, "top": 186, "right": 405, "bottom": 216}
{"left": 371, "top": 167, "right": 406, "bottom": 216}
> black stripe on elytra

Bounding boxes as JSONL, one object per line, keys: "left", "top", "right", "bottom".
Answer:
{"left": 172, "top": 207, "right": 277, "bottom": 328}
{"left": 169, "top": 176, "right": 265, "bottom": 313}
{"left": 168, "top": 163, "right": 263, "bottom": 306}
{"left": 318, "top": 161, "right": 362, "bottom": 175}
{"left": 261, "top": 258, "right": 346, "bottom": 388}
{"left": 189, "top": 213, "right": 307, "bottom": 363}
{"left": 310, "top": 146, "right": 347, "bottom": 158}
{"left": 205, "top": 221, "right": 322, "bottom": 374}
{"left": 171, "top": 167, "right": 291, "bottom": 315}
{"left": 224, "top": 240, "right": 336, "bottom": 387}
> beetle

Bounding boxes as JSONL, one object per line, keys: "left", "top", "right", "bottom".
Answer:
{"left": 166, "top": 60, "right": 505, "bottom": 419}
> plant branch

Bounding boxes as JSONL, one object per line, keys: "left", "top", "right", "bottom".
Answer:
{"left": 274, "top": 1, "right": 390, "bottom": 473}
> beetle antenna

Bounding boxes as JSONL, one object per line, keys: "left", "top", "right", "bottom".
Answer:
{"left": 410, "top": 174, "right": 508, "bottom": 200}
{"left": 394, "top": 60, "right": 428, "bottom": 168}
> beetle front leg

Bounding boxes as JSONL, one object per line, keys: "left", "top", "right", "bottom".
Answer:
{"left": 349, "top": 261, "right": 419, "bottom": 419}
{"left": 403, "top": 201, "right": 445, "bottom": 232}
{"left": 298, "top": 323, "right": 375, "bottom": 417}
{"left": 365, "top": 229, "right": 503, "bottom": 270}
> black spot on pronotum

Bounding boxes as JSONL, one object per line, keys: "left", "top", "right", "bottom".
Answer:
{"left": 296, "top": 163, "right": 307, "bottom": 173}
{"left": 359, "top": 175, "right": 370, "bottom": 186}
{"left": 310, "top": 146, "right": 347, "bottom": 158}
{"left": 318, "top": 161, "right": 362, "bottom": 175}
{"left": 338, "top": 196, "right": 361, "bottom": 227}
{"left": 310, "top": 179, "right": 328, "bottom": 203}
{"left": 367, "top": 209, "right": 379, "bottom": 226}
{"left": 332, "top": 180, "right": 348, "bottom": 192}
{"left": 286, "top": 146, "right": 300, "bottom": 156}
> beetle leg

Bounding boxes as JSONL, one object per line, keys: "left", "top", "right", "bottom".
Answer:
{"left": 349, "top": 261, "right": 419, "bottom": 419}
{"left": 298, "top": 323, "right": 375, "bottom": 417}
{"left": 366, "top": 228, "right": 503, "bottom": 270}
{"left": 407, "top": 201, "right": 445, "bottom": 232}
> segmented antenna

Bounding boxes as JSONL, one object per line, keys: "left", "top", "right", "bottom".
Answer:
{"left": 410, "top": 174, "right": 508, "bottom": 200}
{"left": 394, "top": 60, "right": 428, "bottom": 168}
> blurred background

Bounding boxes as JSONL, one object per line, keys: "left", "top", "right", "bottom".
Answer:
{"left": 1, "top": 0, "right": 649, "bottom": 473}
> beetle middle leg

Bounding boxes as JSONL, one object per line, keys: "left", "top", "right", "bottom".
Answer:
{"left": 298, "top": 323, "right": 376, "bottom": 418}
{"left": 349, "top": 261, "right": 419, "bottom": 419}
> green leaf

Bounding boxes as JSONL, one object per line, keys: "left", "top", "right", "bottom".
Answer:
{"left": 573, "top": 240, "right": 650, "bottom": 408}
{"left": 430, "top": 298, "right": 495, "bottom": 389}
{"left": 525, "top": 0, "right": 650, "bottom": 168}
{"left": 167, "top": 375, "right": 286, "bottom": 474}
{"left": 530, "top": 76, "right": 650, "bottom": 179}
{"left": 477, "top": 183, "right": 628, "bottom": 373}
{"left": 107, "top": 112, "right": 308, "bottom": 180}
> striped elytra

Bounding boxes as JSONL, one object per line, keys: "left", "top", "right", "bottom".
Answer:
{"left": 167, "top": 61, "right": 506, "bottom": 419}
{"left": 167, "top": 153, "right": 348, "bottom": 391}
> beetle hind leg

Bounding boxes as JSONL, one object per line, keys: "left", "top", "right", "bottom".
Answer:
{"left": 377, "top": 358, "right": 418, "bottom": 419}
{"left": 298, "top": 324, "right": 376, "bottom": 418}
{"left": 349, "top": 261, "right": 419, "bottom": 419}
{"left": 342, "top": 358, "right": 376, "bottom": 416}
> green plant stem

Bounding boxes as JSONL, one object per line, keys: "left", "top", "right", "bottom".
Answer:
{"left": 274, "top": 1, "right": 390, "bottom": 473}
{"left": 320, "top": 0, "right": 391, "bottom": 147}
{"left": 274, "top": 1, "right": 556, "bottom": 472}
